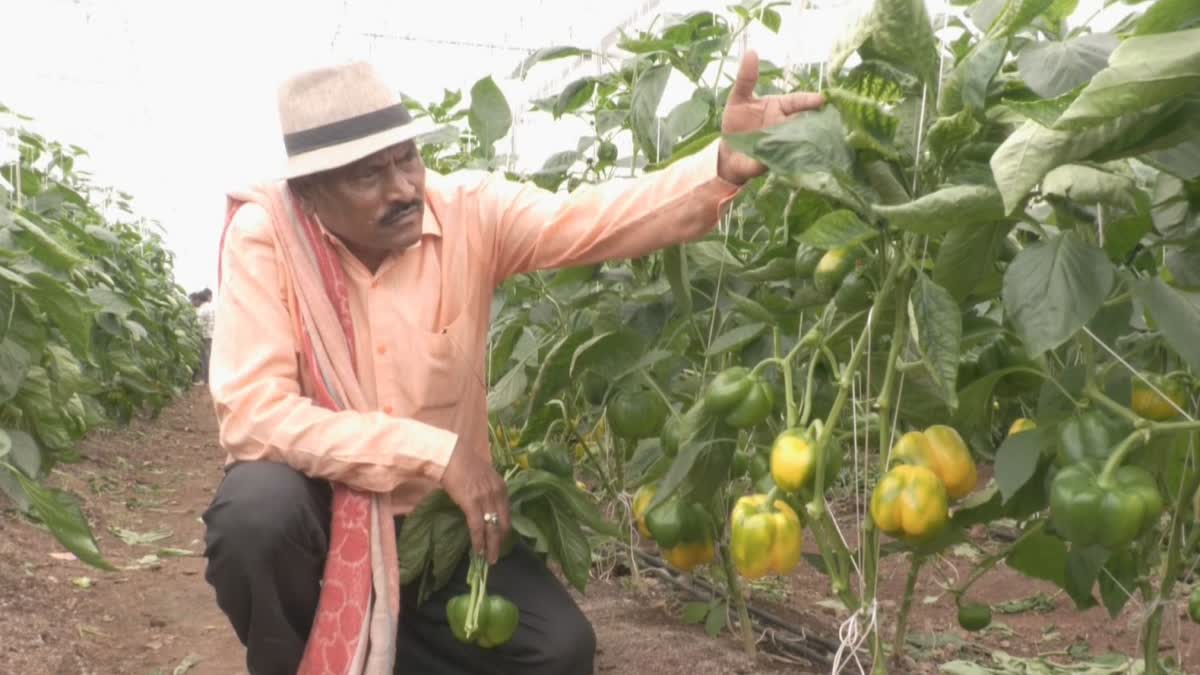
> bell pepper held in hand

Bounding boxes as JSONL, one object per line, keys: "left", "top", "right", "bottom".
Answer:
{"left": 730, "top": 494, "right": 803, "bottom": 580}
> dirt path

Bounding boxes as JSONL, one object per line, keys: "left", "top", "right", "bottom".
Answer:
{"left": 0, "top": 389, "right": 794, "bottom": 675}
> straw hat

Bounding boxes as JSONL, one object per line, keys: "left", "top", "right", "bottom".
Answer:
{"left": 277, "top": 62, "right": 439, "bottom": 179}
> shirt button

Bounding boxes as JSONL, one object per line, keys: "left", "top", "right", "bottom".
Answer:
{"left": 382, "top": 404, "right": 393, "bottom": 414}
{"left": 377, "top": 344, "right": 387, "bottom": 355}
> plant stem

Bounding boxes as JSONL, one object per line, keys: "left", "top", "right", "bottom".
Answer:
{"left": 799, "top": 352, "right": 820, "bottom": 427}
{"left": 1085, "top": 385, "right": 1146, "bottom": 428}
{"left": 1142, "top": 437, "right": 1200, "bottom": 675}
{"left": 776, "top": 327, "right": 799, "bottom": 429}
{"left": 719, "top": 540, "right": 757, "bottom": 659}
{"left": 891, "top": 555, "right": 926, "bottom": 667}
{"left": 955, "top": 521, "right": 1047, "bottom": 600}
{"left": 868, "top": 277, "right": 910, "bottom": 670}
{"left": 1098, "top": 429, "right": 1150, "bottom": 485}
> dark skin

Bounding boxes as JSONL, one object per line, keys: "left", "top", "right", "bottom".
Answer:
{"left": 291, "top": 50, "right": 824, "bottom": 565}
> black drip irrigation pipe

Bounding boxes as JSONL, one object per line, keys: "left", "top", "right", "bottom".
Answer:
{"left": 625, "top": 545, "right": 842, "bottom": 669}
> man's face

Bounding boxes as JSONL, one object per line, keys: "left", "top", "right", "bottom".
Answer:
{"left": 300, "top": 141, "right": 426, "bottom": 268}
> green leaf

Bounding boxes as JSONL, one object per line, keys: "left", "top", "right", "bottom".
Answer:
{"left": 545, "top": 476, "right": 616, "bottom": 536}
{"left": 875, "top": 186, "right": 1006, "bottom": 236}
{"left": 987, "top": 0, "right": 1056, "bottom": 38}
{"left": 1007, "top": 529, "right": 1066, "bottom": 587}
{"left": 662, "top": 245, "right": 693, "bottom": 317}
{"left": 797, "top": 210, "right": 877, "bottom": 249}
{"left": 1016, "top": 33, "right": 1117, "bottom": 99}
{"left": 571, "top": 328, "right": 644, "bottom": 378}
{"left": 550, "top": 503, "right": 592, "bottom": 592}
{"left": 1166, "top": 243, "right": 1200, "bottom": 290}
{"left": 1064, "top": 545, "right": 1109, "bottom": 609}
{"left": 941, "top": 37, "right": 1008, "bottom": 115}
{"left": 927, "top": 111, "right": 983, "bottom": 171}
{"left": 397, "top": 490, "right": 451, "bottom": 585}
{"left": 26, "top": 272, "right": 95, "bottom": 357}
{"left": 1040, "top": 164, "right": 1139, "bottom": 211}
{"left": 512, "top": 46, "right": 589, "bottom": 78}
{"left": 934, "top": 221, "right": 1013, "bottom": 302}
{"left": 0, "top": 338, "right": 32, "bottom": 404}
{"left": 1103, "top": 210, "right": 1153, "bottom": 263}
{"left": 522, "top": 329, "right": 593, "bottom": 443}
{"left": 88, "top": 287, "right": 135, "bottom": 317}
{"left": 1002, "top": 232, "right": 1114, "bottom": 355}
{"left": 665, "top": 96, "right": 711, "bottom": 143}
{"left": 704, "top": 601, "right": 726, "bottom": 637}
{"left": 430, "top": 510, "right": 469, "bottom": 591}
{"left": 631, "top": 65, "right": 672, "bottom": 163}
{"left": 869, "top": 0, "right": 939, "bottom": 83}
{"left": 705, "top": 322, "right": 766, "bottom": 356}
{"left": 908, "top": 273, "right": 962, "bottom": 408}
{"left": 681, "top": 601, "right": 709, "bottom": 624}
{"left": 1055, "top": 28, "right": 1200, "bottom": 130}
{"left": 5, "top": 466, "right": 112, "bottom": 570}
{"left": 1132, "top": 278, "right": 1200, "bottom": 374}
{"left": 1134, "top": 0, "right": 1200, "bottom": 36}
{"left": 999, "top": 91, "right": 1080, "bottom": 127}
{"left": 726, "top": 290, "right": 774, "bottom": 324}
{"left": 1097, "top": 550, "right": 1136, "bottom": 618}
{"left": 554, "top": 77, "right": 599, "bottom": 118}
{"left": 723, "top": 107, "right": 853, "bottom": 180}
{"left": 486, "top": 364, "right": 526, "bottom": 412}
{"left": 994, "top": 428, "right": 1045, "bottom": 503}
{"left": 467, "top": 76, "right": 513, "bottom": 149}
{"left": 990, "top": 111, "right": 1164, "bottom": 214}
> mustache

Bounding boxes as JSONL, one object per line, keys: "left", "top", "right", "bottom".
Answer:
{"left": 380, "top": 202, "right": 420, "bottom": 225}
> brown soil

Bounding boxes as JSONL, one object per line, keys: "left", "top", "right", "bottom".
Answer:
{"left": 1, "top": 388, "right": 1197, "bottom": 675}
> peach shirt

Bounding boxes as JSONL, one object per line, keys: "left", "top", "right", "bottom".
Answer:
{"left": 210, "top": 141, "right": 740, "bottom": 515}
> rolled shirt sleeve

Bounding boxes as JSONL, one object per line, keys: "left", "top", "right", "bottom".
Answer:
{"left": 208, "top": 204, "right": 457, "bottom": 494}
{"left": 479, "top": 140, "right": 742, "bottom": 284}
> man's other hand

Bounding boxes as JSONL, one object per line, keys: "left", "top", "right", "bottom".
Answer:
{"left": 440, "top": 442, "right": 511, "bottom": 564}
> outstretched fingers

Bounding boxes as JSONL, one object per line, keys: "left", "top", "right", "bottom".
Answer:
{"left": 777, "top": 92, "right": 827, "bottom": 117}
{"left": 728, "top": 50, "right": 760, "bottom": 104}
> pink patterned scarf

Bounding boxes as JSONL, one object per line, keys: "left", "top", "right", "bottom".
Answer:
{"left": 219, "top": 183, "right": 400, "bottom": 674}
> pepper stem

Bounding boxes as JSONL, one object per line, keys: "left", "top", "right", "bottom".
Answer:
{"left": 1098, "top": 429, "right": 1149, "bottom": 486}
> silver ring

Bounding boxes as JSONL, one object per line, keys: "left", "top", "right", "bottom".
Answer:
{"left": 483, "top": 512, "right": 500, "bottom": 526}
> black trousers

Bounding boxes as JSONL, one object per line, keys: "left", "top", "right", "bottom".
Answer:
{"left": 202, "top": 461, "right": 596, "bottom": 675}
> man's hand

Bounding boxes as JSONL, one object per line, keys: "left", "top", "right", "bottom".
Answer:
{"left": 717, "top": 50, "right": 826, "bottom": 185}
{"left": 440, "top": 441, "right": 511, "bottom": 564}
